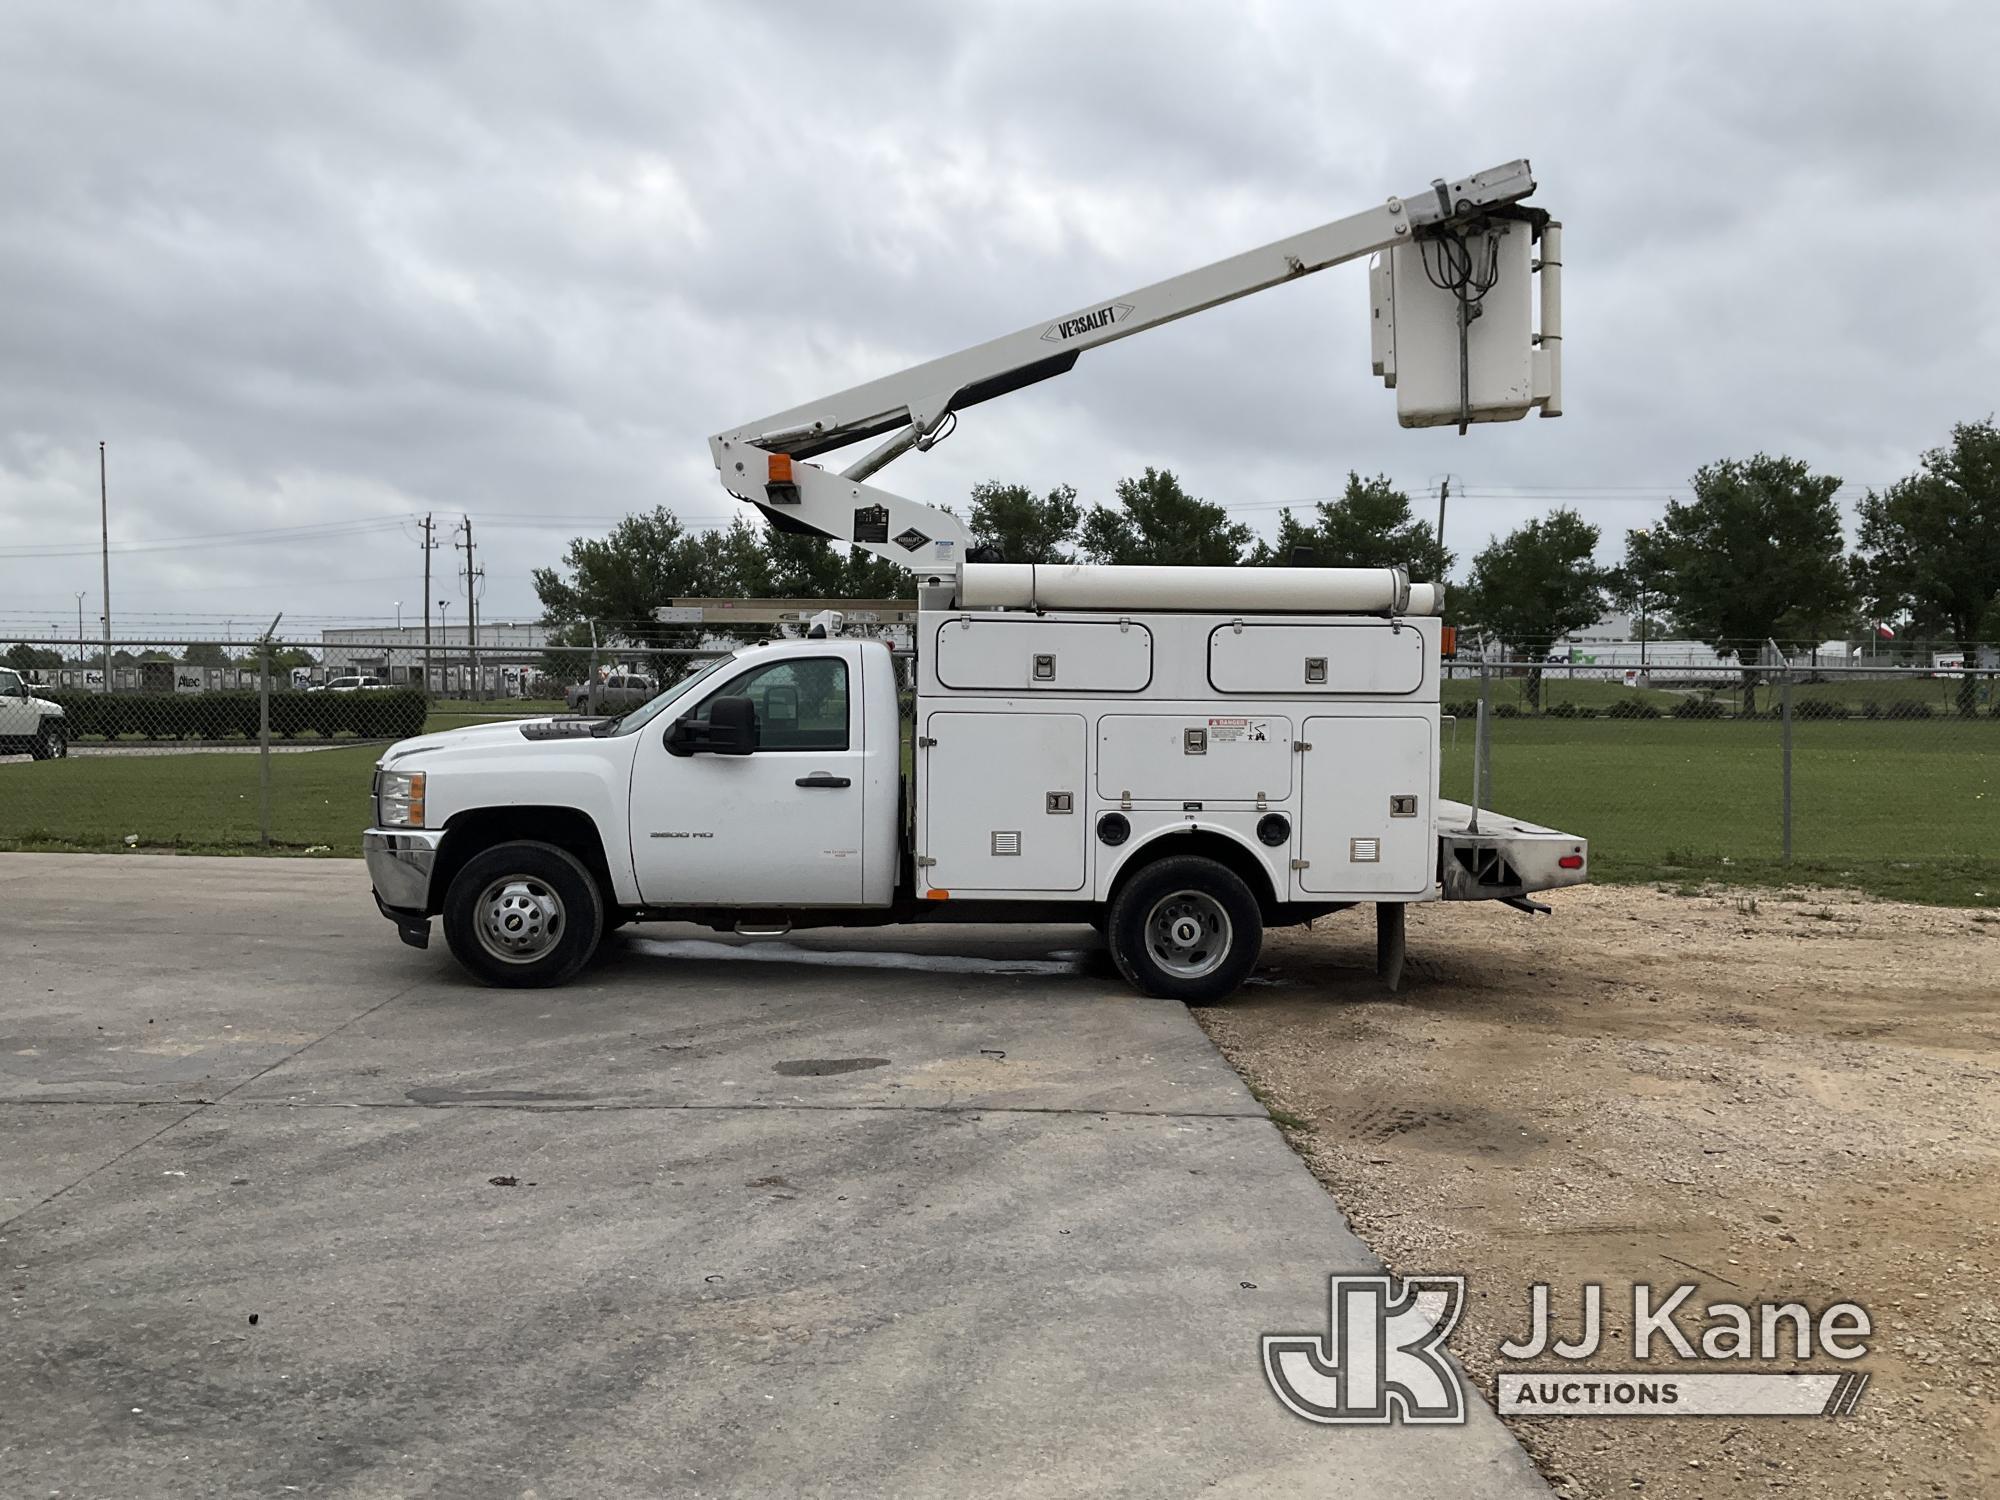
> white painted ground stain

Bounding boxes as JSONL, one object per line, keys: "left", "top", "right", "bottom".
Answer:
{"left": 628, "top": 937, "right": 1086, "bottom": 977}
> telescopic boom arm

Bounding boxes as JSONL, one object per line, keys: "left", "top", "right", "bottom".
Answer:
{"left": 709, "top": 160, "right": 1545, "bottom": 570}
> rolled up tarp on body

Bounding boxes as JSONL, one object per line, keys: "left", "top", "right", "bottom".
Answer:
{"left": 957, "top": 563, "right": 1439, "bottom": 616}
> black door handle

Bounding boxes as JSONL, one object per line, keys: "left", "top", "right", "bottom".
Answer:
{"left": 795, "top": 773, "right": 851, "bottom": 789}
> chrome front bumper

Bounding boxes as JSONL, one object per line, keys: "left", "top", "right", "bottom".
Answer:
{"left": 364, "top": 828, "right": 445, "bottom": 912}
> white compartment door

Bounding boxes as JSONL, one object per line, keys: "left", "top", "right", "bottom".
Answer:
{"left": 1208, "top": 623, "right": 1425, "bottom": 696}
{"left": 923, "top": 712, "right": 1087, "bottom": 892}
{"left": 1096, "top": 714, "right": 1293, "bottom": 803}
{"left": 934, "top": 618, "right": 1152, "bottom": 692}
{"left": 1298, "top": 716, "right": 1433, "bottom": 896}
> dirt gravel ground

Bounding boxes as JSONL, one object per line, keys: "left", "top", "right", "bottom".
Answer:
{"left": 1198, "top": 884, "right": 2000, "bottom": 1500}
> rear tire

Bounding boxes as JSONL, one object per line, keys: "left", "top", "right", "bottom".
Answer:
{"left": 29, "top": 719, "right": 66, "bottom": 761}
{"left": 442, "top": 840, "right": 603, "bottom": 988}
{"left": 1107, "top": 855, "right": 1263, "bottom": 1003}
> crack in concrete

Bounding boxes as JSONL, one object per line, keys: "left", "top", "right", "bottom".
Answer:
{"left": 0, "top": 977, "right": 430, "bottom": 1234}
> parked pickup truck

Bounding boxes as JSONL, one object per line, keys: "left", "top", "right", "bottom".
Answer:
{"left": 0, "top": 667, "right": 67, "bottom": 760}
{"left": 364, "top": 583, "right": 1588, "bottom": 1000}
{"left": 565, "top": 672, "right": 657, "bottom": 715}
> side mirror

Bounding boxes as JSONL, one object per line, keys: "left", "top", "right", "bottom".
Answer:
{"left": 664, "top": 696, "right": 757, "bottom": 756}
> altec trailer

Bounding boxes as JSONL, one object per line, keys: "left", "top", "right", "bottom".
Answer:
{"left": 363, "top": 160, "right": 1585, "bottom": 998}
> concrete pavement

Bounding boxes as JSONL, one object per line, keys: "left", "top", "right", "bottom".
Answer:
{"left": 1, "top": 853, "right": 1547, "bottom": 1498}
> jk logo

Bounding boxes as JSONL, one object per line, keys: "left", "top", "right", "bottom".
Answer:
{"left": 1262, "top": 1275, "right": 1468, "bottom": 1425}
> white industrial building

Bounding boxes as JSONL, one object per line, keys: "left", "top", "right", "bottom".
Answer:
{"left": 320, "top": 622, "right": 552, "bottom": 695}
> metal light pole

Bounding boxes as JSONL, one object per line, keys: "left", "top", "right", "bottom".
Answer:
{"left": 99, "top": 442, "right": 112, "bottom": 692}
{"left": 257, "top": 612, "right": 283, "bottom": 848}
{"left": 75, "top": 592, "right": 85, "bottom": 651}
{"left": 1631, "top": 527, "right": 1651, "bottom": 682}
{"left": 395, "top": 600, "right": 403, "bottom": 630}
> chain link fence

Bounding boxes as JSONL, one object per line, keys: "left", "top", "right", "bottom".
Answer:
{"left": 1442, "top": 648, "right": 2000, "bottom": 903}
{"left": 4, "top": 631, "right": 1996, "bottom": 904}
{"left": 0, "top": 636, "right": 740, "bottom": 856}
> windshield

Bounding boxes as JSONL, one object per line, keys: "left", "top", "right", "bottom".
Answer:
{"left": 601, "top": 652, "right": 738, "bottom": 736}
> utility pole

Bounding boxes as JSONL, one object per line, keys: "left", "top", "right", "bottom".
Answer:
{"left": 1631, "top": 527, "right": 1651, "bottom": 681}
{"left": 455, "top": 516, "right": 486, "bottom": 702}
{"left": 99, "top": 442, "right": 112, "bottom": 693}
{"left": 1435, "top": 475, "right": 1450, "bottom": 555}
{"left": 418, "top": 513, "right": 437, "bottom": 696}
{"left": 75, "top": 592, "right": 85, "bottom": 652}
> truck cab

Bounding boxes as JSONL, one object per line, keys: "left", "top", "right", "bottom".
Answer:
{"left": 365, "top": 638, "right": 903, "bottom": 982}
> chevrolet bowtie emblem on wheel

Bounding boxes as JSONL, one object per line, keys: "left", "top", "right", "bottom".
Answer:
{"left": 1263, "top": 1274, "right": 1468, "bottom": 1424}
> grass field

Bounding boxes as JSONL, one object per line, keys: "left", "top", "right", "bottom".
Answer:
{"left": 1441, "top": 717, "right": 2000, "bottom": 905}
{"left": 421, "top": 699, "right": 568, "bottom": 733}
{"left": 4, "top": 712, "right": 1994, "bottom": 905}
{"left": 0, "top": 744, "right": 382, "bottom": 857}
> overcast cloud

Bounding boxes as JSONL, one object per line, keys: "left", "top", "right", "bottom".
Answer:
{"left": 2, "top": 0, "right": 1996, "bottom": 639}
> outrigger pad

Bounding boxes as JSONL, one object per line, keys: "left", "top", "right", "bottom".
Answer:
{"left": 1375, "top": 901, "right": 1407, "bottom": 993}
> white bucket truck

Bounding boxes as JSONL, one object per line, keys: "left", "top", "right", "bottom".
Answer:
{"left": 364, "top": 161, "right": 1585, "bottom": 997}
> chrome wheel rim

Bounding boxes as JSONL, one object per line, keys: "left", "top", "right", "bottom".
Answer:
{"left": 474, "top": 875, "right": 566, "bottom": 964}
{"left": 1146, "top": 889, "right": 1232, "bottom": 980}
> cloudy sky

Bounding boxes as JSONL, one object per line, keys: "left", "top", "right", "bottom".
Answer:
{"left": 2, "top": 0, "right": 1995, "bottom": 643}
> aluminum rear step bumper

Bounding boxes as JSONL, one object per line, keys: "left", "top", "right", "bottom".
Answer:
{"left": 1436, "top": 799, "right": 1587, "bottom": 900}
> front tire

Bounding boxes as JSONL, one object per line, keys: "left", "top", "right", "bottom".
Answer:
{"left": 1106, "top": 855, "right": 1263, "bottom": 1003}
{"left": 29, "top": 719, "right": 67, "bottom": 761}
{"left": 442, "top": 840, "right": 603, "bottom": 988}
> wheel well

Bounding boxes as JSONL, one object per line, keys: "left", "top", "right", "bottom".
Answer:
{"left": 432, "top": 806, "right": 617, "bottom": 916}
{"left": 1106, "top": 829, "right": 1280, "bottom": 919}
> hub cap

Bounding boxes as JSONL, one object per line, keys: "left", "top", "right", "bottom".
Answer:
{"left": 1145, "top": 889, "right": 1232, "bottom": 980}
{"left": 474, "top": 875, "right": 566, "bottom": 965}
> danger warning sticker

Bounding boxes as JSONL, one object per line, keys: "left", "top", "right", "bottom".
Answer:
{"left": 1207, "top": 718, "right": 1271, "bottom": 744}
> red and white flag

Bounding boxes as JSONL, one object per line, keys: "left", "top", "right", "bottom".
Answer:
{"left": 1874, "top": 622, "right": 1896, "bottom": 640}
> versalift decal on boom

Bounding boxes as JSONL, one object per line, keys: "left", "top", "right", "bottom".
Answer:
{"left": 1042, "top": 302, "right": 1133, "bottom": 342}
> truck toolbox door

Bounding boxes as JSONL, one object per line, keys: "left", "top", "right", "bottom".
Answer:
{"left": 1297, "top": 715, "right": 1433, "bottom": 896}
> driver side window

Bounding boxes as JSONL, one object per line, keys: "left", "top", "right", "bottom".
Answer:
{"left": 0, "top": 668, "right": 22, "bottom": 697}
{"left": 691, "top": 658, "right": 848, "bottom": 751}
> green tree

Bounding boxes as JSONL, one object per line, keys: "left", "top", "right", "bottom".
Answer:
{"left": 1255, "top": 472, "right": 1453, "bottom": 580}
{"left": 967, "top": 482, "right": 1082, "bottom": 564}
{"left": 532, "top": 505, "right": 910, "bottom": 680}
{"left": 1640, "top": 455, "right": 1853, "bottom": 712}
{"left": 182, "top": 641, "right": 232, "bottom": 668}
{"left": 1457, "top": 508, "right": 1612, "bottom": 707}
{"left": 1080, "top": 468, "right": 1252, "bottom": 566}
{"left": 3, "top": 643, "right": 62, "bottom": 673}
{"left": 1857, "top": 419, "right": 2000, "bottom": 713}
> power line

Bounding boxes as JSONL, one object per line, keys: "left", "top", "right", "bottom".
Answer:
{"left": 0, "top": 515, "right": 415, "bottom": 559}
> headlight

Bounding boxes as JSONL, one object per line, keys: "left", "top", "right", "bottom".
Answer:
{"left": 377, "top": 770, "right": 426, "bottom": 828}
